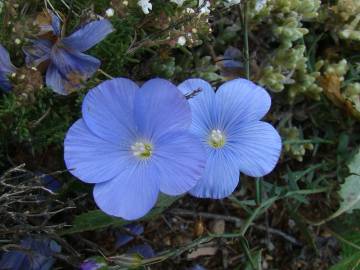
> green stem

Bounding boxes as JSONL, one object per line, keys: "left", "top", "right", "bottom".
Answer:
{"left": 255, "top": 178, "right": 262, "bottom": 205}
{"left": 243, "top": 0, "right": 250, "bottom": 80}
{"left": 239, "top": 236, "right": 258, "bottom": 270}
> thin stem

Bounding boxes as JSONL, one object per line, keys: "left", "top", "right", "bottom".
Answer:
{"left": 255, "top": 178, "right": 262, "bottom": 205}
{"left": 243, "top": 0, "right": 250, "bottom": 79}
{"left": 239, "top": 236, "right": 257, "bottom": 270}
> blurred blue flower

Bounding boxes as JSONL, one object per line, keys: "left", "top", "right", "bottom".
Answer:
{"left": 64, "top": 78, "right": 206, "bottom": 220}
{"left": 0, "top": 237, "right": 61, "bottom": 270}
{"left": 116, "top": 224, "right": 144, "bottom": 248}
{"left": 23, "top": 10, "right": 114, "bottom": 95}
{"left": 222, "top": 46, "right": 242, "bottom": 69}
{"left": 187, "top": 264, "right": 207, "bottom": 270}
{"left": 35, "top": 172, "right": 62, "bottom": 192}
{"left": 127, "top": 243, "right": 155, "bottom": 259}
{"left": 0, "top": 44, "right": 16, "bottom": 92}
{"left": 178, "top": 78, "right": 282, "bottom": 199}
{"left": 80, "top": 258, "right": 107, "bottom": 270}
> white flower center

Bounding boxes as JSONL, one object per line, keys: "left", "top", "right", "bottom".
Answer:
{"left": 209, "top": 129, "right": 226, "bottom": 148}
{"left": 131, "top": 142, "right": 153, "bottom": 159}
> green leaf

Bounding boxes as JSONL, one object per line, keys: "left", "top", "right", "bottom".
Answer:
{"left": 330, "top": 252, "right": 360, "bottom": 270}
{"left": 348, "top": 149, "right": 360, "bottom": 176}
{"left": 59, "top": 194, "right": 180, "bottom": 235}
{"left": 339, "top": 175, "right": 360, "bottom": 214}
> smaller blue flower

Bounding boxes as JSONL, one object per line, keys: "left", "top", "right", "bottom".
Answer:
{"left": 222, "top": 46, "right": 242, "bottom": 69}
{"left": 127, "top": 243, "right": 155, "bottom": 259}
{"left": 35, "top": 172, "right": 62, "bottom": 192}
{"left": 178, "top": 78, "right": 282, "bottom": 199}
{"left": 116, "top": 224, "right": 144, "bottom": 248}
{"left": 80, "top": 258, "right": 107, "bottom": 270}
{"left": 0, "top": 44, "right": 16, "bottom": 92}
{"left": 0, "top": 237, "right": 61, "bottom": 270}
{"left": 23, "top": 10, "right": 114, "bottom": 95}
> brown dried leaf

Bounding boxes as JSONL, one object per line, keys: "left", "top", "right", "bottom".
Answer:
{"left": 319, "top": 73, "right": 360, "bottom": 120}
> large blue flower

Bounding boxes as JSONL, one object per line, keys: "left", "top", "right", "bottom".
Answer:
{"left": 64, "top": 78, "right": 206, "bottom": 220}
{"left": 23, "top": 11, "right": 114, "bottom": 95}
{"left": 178, "top": 78, "right": 282, "bottom": 199}
{"left": 0, "top": 44, "right": 16, "bottom": 92}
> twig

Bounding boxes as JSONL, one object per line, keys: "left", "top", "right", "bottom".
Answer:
{"left": 171, "top": 208, "right": 243, "bottom": 226}
{"left": 171, "top": 208, "right": 301, "bottom": 246}
{"left": 254, "top": 225, "right": 301, "bottom": 246}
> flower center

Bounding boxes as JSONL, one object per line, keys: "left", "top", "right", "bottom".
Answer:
{"left": 131, "top": 142, "right": 153, "bottom": 159}
{"left": 209, "top": 129, "right": 226, "bottom": 148}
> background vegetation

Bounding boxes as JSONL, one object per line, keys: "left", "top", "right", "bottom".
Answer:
{"left": 1, "top": 0, "right": 360, "bottom": 269}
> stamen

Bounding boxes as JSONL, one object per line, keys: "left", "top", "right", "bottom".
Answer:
{"left": 131, "top": 142, "right": 153, "bottom": 159}
{"left": 209, "top": 129, "right": 226, "bottom": 148}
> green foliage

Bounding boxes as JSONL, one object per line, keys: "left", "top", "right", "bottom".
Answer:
{"left": 61, "top": 194, "right": 180, "bottom": 235}
{"left": 338, "top": 149, "right": 360, "bottom": 214}
{"left": 330, "top": 252, "right": 360, "bottom": 270}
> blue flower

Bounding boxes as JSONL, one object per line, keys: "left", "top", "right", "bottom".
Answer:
{"left": 0, "top": 44, "right": 16, "bottom": 92}
{"left": 178, "top": 78, "right": 282, "bottom": 199}
{"left": 222, "top": 46, "right": 242, "bottom": 69}
{"left": 64, "top": 78, "right": 206, "bottom": 220}
{"left": 0, "top": 237, "right": 61, "bottom": 270}
{"left": 127, "top": 243, "right": 155, "bottom": 259}
{"left": 116, "top": 223, "right": 144, "bottom": 248}
{"left": 35, "top": 172, "right": 62, "bottom": 192}
{"left": 80, "top": 258, "right": 107, "bottom": 270}
{"left": 23, "top": 10, "right": 114, "bottom": 95}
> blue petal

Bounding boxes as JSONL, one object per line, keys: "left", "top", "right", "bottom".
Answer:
{"left": 229, "top": 121, "right": 282, "bottom": 177}
{"left": 153, "top": 131, "right": 206, "bottom": 195}
{"left": 0, "top": 44, "right": 15, "bottom": 92}
{"left": 46, "top": 63, "right": 66, "bottom": 95}
{"left": 223, "top": 59, "right": 242, "bottom": 69}
{"left": 214, "top": 79, "right": 271, "bottom": 129}
{"left": 36, "top": 172, "right": 62, "bottom": 192}
{"left": 62, "top": 19, "right": 114, "bottom": 52}
{"left": 82, "top": 78, "right": 138, "bottom": 144}
{"left": 49, "top": 47, "right": 100, "bottom": 93}
{"left": 127, "top": 243, "right": 155, "bottom": 259}
{"left": 223, "top": 47, "right": 242, "bottom": 68}
{"left": 116, "top": 224, "right": 144, "bottom": 248}
{"left": 0, "top": 251, "right": 28, "bottom": 270}
{"left": 93, "top": 162, "right": 159, "bottom": 220}
{"left": 0, "top": 44, "right": 16, "bottom": 74}
{"left": 50, "top": 11, "right": 61, "bottom": 36}
{"left": 177, "top": 78, "right": 215, "bottom": 139}
{"left": 80, "top": 259, "right": 106, "bottom": 270}
{"left": 134, "top": 78, "right": 191, "bottom": 140}
{"left": 64, "top": 119, "right": 134, "bottom": 184}
{"left": 51, "top": 47, "right": 100, "bottom": 78}
{"left": 0, "top": 74, "right": 12, "bottom": 92}
{"left": 187, "top": 265, "right": 207, "bottom": 270}
{"left": 23, "top": 39, "right": 52, "bottom": 67}
{"left": 224, "top": 46, "right": 242, "bottom": 59}
{"left": 0, "top": 237, "right": 60, "bottom": 270}
{"left": 190, "top": 148, "right": 240, "bottom": 199}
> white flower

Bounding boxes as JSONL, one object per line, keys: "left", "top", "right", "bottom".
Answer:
{"left": 105, "top": 8, "right": 115, "bottom": 17}
{"left": 170, "top": 0, "right": 185, "bottom": 7}
{"left": 199, "top": 0, "right": 211, "bottom": 14}
{"left": 224, "top": 0, "right": 241, "bottom": 7}
{"left": 255, "top": 0, "right": 268, "bottom": 11}
{"left": 185, "top": 8, "right": 195, "bottom": 14}
{"left": 138, "top": 0, "right": 152, "bottom": 14}
{"left": 177, "top": 36, "right": 186, "bottom": 46}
